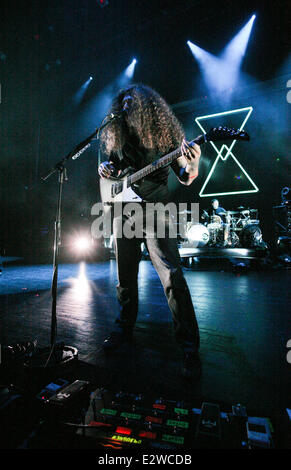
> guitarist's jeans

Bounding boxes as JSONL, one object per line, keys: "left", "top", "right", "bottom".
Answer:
{"left": 112, "top": 209, "right": 200, "bottom": 353}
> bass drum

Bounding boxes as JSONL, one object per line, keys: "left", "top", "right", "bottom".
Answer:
{"left": 186, "top": 223, "right": 210, "bottom": 247}
{"left": 239, "top": 223, "right": 262, "bottom": 248}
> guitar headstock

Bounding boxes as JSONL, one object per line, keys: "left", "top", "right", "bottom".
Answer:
{"left": 205, "top": 126, "right": 250, "bottom": 142}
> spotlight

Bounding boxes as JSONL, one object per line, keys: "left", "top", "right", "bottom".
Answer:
{"left": 222, "top": 14, "right": 256, "bottom": 67}
{"left": 73, "top": 236, "right": 92, "bottom": 253}
{"left": 187, "top": 14, "right": 256, "bottom": 99}
{"left": 73, "top": 77, "right": 93, "bottom": 106}
{"left": 82, "top": 57, "right": 138, "bottom": 135}
{"left": 124, "top": 58, "right": 137, "bottom": 79}
{"left": 187, "top": 40, "right": 222, "bottom": 92}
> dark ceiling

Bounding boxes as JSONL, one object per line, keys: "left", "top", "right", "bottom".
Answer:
{"left": 1, "top": 0, "right": 289, "bottom": 103}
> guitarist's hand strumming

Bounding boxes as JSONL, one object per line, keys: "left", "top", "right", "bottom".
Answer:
{"left": 98, "top": 161, "right": 119, "bottom": 179}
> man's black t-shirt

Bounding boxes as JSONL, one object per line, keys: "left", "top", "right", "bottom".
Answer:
{"left": 108, "top": 137, "right": 175, "bottom": 203}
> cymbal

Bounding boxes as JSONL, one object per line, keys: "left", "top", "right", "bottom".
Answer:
{"left": 228, "top": 210, "right": 240, "bottom": 214}
{"left": 237, "top": 206, "right": 245, "bottom": 210}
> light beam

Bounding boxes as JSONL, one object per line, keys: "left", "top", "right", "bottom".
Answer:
{"left": 73, "top": 77, "right": 93, "bottom": 106}
{"left": 187, "top": 15, "right": 256, "bottom": 100}
{"left": 124, "top": 58, "right": 137, "bottom": 79}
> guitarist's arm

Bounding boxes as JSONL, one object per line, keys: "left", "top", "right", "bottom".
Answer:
{"left": 171, "top": 138, "right": 201, "bottom": 186}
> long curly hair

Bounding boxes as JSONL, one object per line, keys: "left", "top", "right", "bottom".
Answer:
{"left": 100, "top": 84, "right": 185, "bottom": 156}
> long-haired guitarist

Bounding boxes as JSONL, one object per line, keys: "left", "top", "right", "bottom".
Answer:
{"left": 98, "top": 83, "right": 201, "bottom": 380}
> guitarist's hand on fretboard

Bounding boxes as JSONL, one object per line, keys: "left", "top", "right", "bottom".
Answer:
{"left": 174, "top": 138, "right": 201, "bottom": 185}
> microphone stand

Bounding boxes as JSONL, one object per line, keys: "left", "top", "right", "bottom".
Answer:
{"left": 25, "top": 114, "right": 118, "bottom": 371}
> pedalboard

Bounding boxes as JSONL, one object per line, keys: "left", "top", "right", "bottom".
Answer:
{"left": 74, "top": 388, "right": 275, "bottom": 449}
{"left": 23, "top": 383, "right": 289, "bottom": 449}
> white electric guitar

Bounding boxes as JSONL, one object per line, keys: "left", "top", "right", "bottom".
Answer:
{"left": 100, "top": 127, "right": 250, "bottom": 204}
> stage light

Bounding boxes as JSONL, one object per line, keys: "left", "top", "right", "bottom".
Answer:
{"left": 73, "top": 77, "right": 93, "bottom": 106}
{"left": 187, "top": 14, "right": 256, "bottom": 99}
{"left": 74, "top": 236, "right": 92, "bottom": 253}
{"left": 221, "top": 14, "right": 256, "bottom": 71}
{"left": 125, "top": 58, "right": 137, "bottom": 79}
{"left": 187, "top": 40, "right": 225, "bottom": 93}
{"left": 79, "top": 58, "right": 138, "bottom": 144}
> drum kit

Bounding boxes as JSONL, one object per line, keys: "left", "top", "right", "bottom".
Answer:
{"left": 225, "top": 207, "right": 262, "bottom": 248}
{"left": 181, "top": 207, "right": 262, "bottom": 248}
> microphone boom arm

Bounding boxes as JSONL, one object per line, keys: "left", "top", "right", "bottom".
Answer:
{"left": 42, "top": 113, "right": 119, "bottom": 181}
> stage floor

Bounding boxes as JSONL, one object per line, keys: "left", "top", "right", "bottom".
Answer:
{"left": 0, "top": 260, "right": 290, "bottom": 417}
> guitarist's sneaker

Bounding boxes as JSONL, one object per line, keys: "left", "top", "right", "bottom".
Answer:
{"left": 181, "top": 351, "right": 202, "bottom": 381}
{"left": 102, "top": 330, "right": 133, "bottom": 352}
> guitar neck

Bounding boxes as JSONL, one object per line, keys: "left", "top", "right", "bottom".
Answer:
{"left": 127, "top": 134, "right": 205, "bottom": 186}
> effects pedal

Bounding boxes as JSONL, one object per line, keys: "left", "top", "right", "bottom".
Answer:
{"left": 36, "top": 378, "right": 69, "bottom": 402}
{"left": 36, "top": 379, "right": 90, "bottom": 420}
{"left": 195, "top": 402, "right": 221, "bottom": 447}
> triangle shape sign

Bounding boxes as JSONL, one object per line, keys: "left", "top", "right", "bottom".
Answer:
{"left": 195, "top": 107, "right": 259, "bottom": 197}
